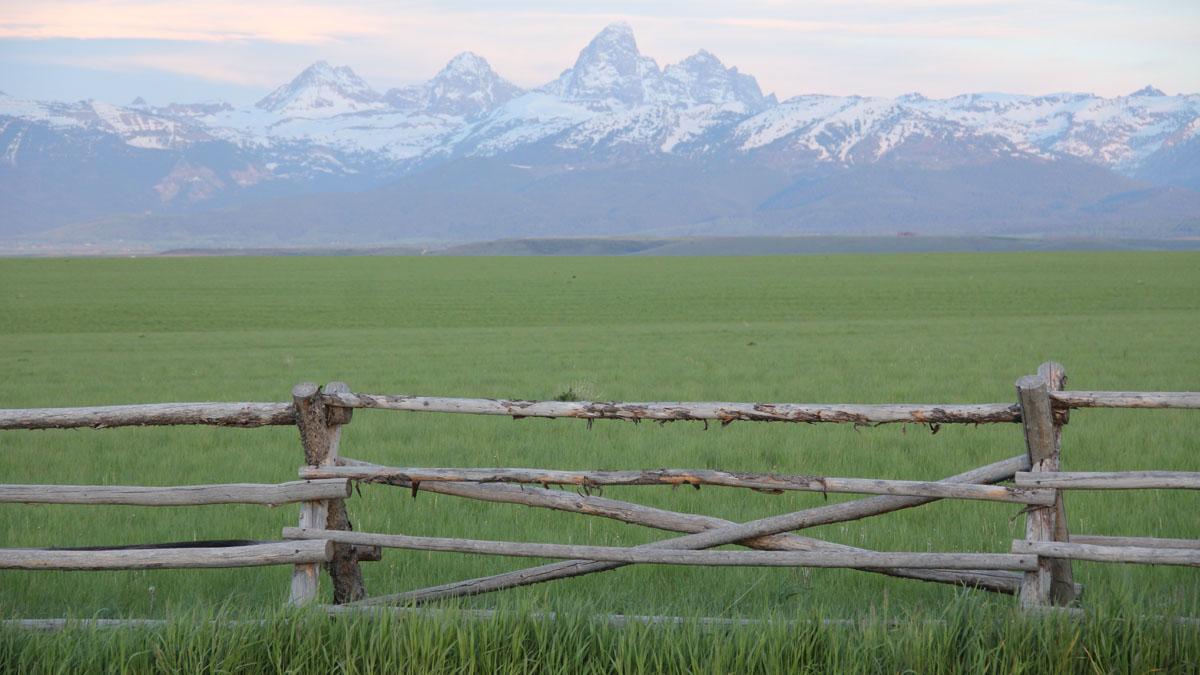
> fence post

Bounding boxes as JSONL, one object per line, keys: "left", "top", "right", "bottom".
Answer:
{"left": 288, "top": 381, "right": 366, "bottom": 605}
{"left": 1037, "top": 361, "right": 1076, "bottom": 605}
{"left": 1015, "top": 371, "right": 1069, "bottom": 608}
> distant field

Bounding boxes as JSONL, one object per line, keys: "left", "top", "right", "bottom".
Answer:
{"left": 10, "top": 234, "right": 1200, "bottom": 258}
{"left": 1, "top": 252, "right": 1198, "bottom": 621}
{"left": 427, "top": 235, "right": 1200, "bottom": 256}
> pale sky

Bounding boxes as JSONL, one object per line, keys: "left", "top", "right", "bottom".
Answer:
{"left": 1, "top": 0, "right": 1198, "bottom": 105}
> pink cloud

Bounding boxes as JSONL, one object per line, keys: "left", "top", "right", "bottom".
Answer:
{"left": 0, "top": 1, "right": 384, "bottom": 44}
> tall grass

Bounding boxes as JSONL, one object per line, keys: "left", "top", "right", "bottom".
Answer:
{"left": 3, "top": 599, "right": 1198, "bottom": 674}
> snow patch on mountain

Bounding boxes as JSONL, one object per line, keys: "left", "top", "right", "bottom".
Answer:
{"left": 663, "top": 50, "right": 773, "bottom": 113}
{"left": 459, "top": 92, "right": 593, "bottom": 155}
{"left": 388, "top": 52, "right": 523, "bottom": 118}
{"left": 542, "top": 22, "right": 667, "bottom": 109}
{"left": 256, "top": 61, "right": 384, "bottom": 117}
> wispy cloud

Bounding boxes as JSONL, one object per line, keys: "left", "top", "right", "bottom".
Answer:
{"left": 38, "top": 52, "right": 283, "bottom": 88}
{"left": 0, "top": 1, "right": 384, "bottom": 44}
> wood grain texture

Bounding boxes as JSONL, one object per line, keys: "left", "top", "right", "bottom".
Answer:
{"left": 0, "top": 540, "right": 332, "bottom": 570}
{"left": 0, "top": 480, "right": 350, "bottom": 506}
{"left": 1069, "top": 535, "right": 1200, "bottom": 549}
{"left": 1015, "top": 471, "right": 1200, "bottom": 489}
{"left": 0, "top": 403, "right": 294, "bottom": 430}
{"left": 291, "top": 382, "right": 369, "bottom": 605}
{"left": 303, "top": 465, "right": 1053, "bottom": 505}
{"left": 321, "top": 392, "right": 1021, "bottom": 425}
{"left": 285, "top": 528, "right": 1037, "bottom": 571}
{"left": 1050, "top": 391, "right": 1200, "bottom": 409}
{"left": 1012, "top": 540, "right": 1200, "bottom": 567}
{"left": 1038, "top": 361, "right": 1076, "bottom": 607}
{"left": 1016, "top": 374, "right": 1059, "bottom": 608}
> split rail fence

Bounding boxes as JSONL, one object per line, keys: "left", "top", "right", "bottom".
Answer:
{"left": 1, "top": 362, "right": 1197, "bottom": 617}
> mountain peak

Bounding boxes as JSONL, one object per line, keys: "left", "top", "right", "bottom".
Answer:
{"left": 386, "top": 51, "right": 523, "bottom": 117}
{"left": 256, "top": 61, "right": 381, "bottom": 115}
{"left": 545, "top": 21, "right": 662, "bottom": 107}
{"left": 577, "top": 21, "right": 644, "bottom": 64}
{"left": 1131, "top": 85, "right": 1166, "bottom": 97}
{"left": 664, "top": 50, "right": 770, "bottom": 112}
{"left": 440, "top": 52, "right": 492, "bottom": 76}
{"left": 593, "top": 21, "right": 636, "bottom": 45}
{"left": 682, "top": 49, "right": 721, "bottom": 66}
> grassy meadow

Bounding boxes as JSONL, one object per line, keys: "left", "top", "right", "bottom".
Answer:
{"left": 1, "top": 252, "right": 1198, "bottom": 632}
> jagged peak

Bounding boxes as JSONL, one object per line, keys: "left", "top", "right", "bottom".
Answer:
{"left": 256, "top": 60, "right": 381, "bottom": 113}
{"left": 577, "top": 21, "right": 644, "bottom": 62}
{"left": 1131, "top": 85, "right": 1166, "bottom": 97}
{"left": 387, "top": 51, "right": 522, "bottom": 117}
{"left": 544, "top": 21, "right": 662, "bottom": 107}
{"left": 663, "top": 49, "right": 769, "bottom": 112}
{"left": 680, "top": 49, "right": 722, "bottom": 67}
{"left": 293, "top": 60, "right": 342, "bottom": 80}
{"left": 594, "top": 21, "right": 635, "bottom": 42}
{"left": 280, "top": 60, "right": 369, "bottom": 86}
{"left": 439, "top": 52, "right": 493, "bottom": 76}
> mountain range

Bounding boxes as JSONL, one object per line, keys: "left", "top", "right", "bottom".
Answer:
{"left": 2, "top": 22, "right": 1199, "bottom": 250}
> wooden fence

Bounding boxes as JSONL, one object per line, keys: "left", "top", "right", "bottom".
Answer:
{"left": 1, "top": 361, "right": 1197, "bottom": 618}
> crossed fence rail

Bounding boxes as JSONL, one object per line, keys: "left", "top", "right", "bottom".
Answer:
{"left": 1, "top": 361, "right": 1197, "bottom": 619}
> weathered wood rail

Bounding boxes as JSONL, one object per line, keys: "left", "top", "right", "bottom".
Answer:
{"left": 283, "top": 527, "right": 1039, "bottom": 570}
{"left": 1012, "top": 541, "right": 1200, "bottom": 567}
{"left": 1015, "top": 471, "right": 1200, "bottom": 490}
{"left": 0, "top": 402, "right": 295, "bottom": 430}
{"left": 0, "top": 541, "right": 332, "bottom": 571}
{"left": 301, "top": 464, "right": 1056, "bottom": 504}
{"left": 0, "top": 362, "right": 1196, "bottom": 619}
{"left": 316, "top": 393, "right": 1025, "bottom": 425}
{"left": 0, "top": 480, "right": 350, "bottom": 506}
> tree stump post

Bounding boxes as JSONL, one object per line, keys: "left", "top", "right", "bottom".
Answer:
{"left": 1038, "top": 361, "right": 1076, "bottom": 606}
{"left": 288, "top": 381, "right": 365, "bottom": 605}
{"left": 1016, "top": 364, "right": 1075, "bottom": 608}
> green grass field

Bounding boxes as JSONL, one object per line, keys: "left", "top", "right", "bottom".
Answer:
{"left": 1, "top": 253, "right": 1198, "bottom": 668}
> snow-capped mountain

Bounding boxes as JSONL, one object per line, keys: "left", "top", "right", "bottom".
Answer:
{"left": 542, "top": 22, "right": 665, "bottom": 108}
{"left": 387, "top": 52, "right": 524, "bottom": 118}
{"left": 1, "top": 23, "right": 1198, "bottom": 247}
{"left": 256, "top": 60, "right": 384, "bottom": 116}
{"left": 663, "top": 50, "right": 775, "bottom": 113}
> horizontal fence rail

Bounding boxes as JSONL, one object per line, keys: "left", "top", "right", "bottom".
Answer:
{"left": 1012, "top": 541, "right": 1200, "bottom": 567}
{"left": 1049, "top": 391, "right": 1200, "bottom": 409}
{"left": 1069, "top": 535, "right": 1200, "bottom": 550}
{"left": 0, "top": 402, "right": 295, "bottom": 430}
{"left": 304, "top": 464, "right": 1056, "bottom": 505}
{"left": 1, "top": 390, "right": 1194, "bottom": 432}
{"left": 0, "top": 480, "right": 350, "bottom": 506}
{"left": 1015, "top": 471, "right": 1200, "bottom": 490}
{"left": 0, "top": 540, "right": 332, "bottom": 571}
{"left": 285, "top": 528, "right": 1038, "bottom": 571}
{"left": 320, "top": 392, "right": 1024, "bottom": 425}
